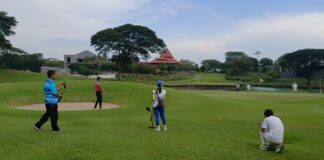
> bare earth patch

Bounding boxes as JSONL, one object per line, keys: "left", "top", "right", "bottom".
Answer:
{"left": 16, "top": 102, "right": 120, "bottom": 111}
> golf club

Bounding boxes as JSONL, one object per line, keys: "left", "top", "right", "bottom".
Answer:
{"left": 145, "top": 106, "right": 155, "bottom": 128}
{"left": 58, "top": 82, "right": 66, "bottom": 102}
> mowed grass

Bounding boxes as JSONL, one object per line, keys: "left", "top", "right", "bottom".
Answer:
{"left": 165, "top": 72, "right": 234, "bottom": 85}
{"left": 0, "top": 70, "right": 324, "bottom": 160}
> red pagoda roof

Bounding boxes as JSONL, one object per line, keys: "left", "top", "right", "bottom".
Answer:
{"left": 149, "top": 48, "right": 180, "bottom": 64}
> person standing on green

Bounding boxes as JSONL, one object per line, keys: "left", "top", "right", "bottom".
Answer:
{"left": 94, "top": 77, "right": 104, "bottom": 109}
{"left": 152, "top": 80, "right": 167, "bottom": 132}
{"left": 33, "top": 70, "right": 63, "bottom": 132}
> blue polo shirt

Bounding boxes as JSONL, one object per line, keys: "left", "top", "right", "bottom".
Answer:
{"left": 44, "top": 79, "right": 59, "bottom": 105}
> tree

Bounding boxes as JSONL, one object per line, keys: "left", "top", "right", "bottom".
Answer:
{"left": 225, "top": 51, "right": 248, "bottom": 62}
{"left": 91, "top": 24, "right": 165, "bottom": 79}
{"left": 44, "top": 58, "right": 64, "bottom": 68}
{"left": 201, "top": 59, "right": 222, "bottom": 72}
{"left": 69, "top": 63, "right": 97, "bottom": 76}
{"left": 225, "top": 58, "right": 254, "bottom": 76}
{"left": 0, "top": 53, "right": 43, "bottom": 72}
{"left": 224, "top": 51, "right": 254, "bottom": 76}
{"left": 249, "top": 57, "right": 259, "bottom": 72}
{"left": 175, "top": 59, "right": 199, "bottom": 72}
{"left": 0, "top": 11, "right": 18, "bottom": 52}
{"left": 278, "top": 49, "right": 324, "bottom": 87}
{"left": 260, "top": 57, "right": 273, "bottom": 72}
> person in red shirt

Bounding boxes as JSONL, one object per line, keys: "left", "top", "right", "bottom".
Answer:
{"left": 94, "top": 77, "right": 103, "bottom": 109}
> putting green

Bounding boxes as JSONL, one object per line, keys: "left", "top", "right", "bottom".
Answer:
{"left": 16, "top": 102, "right": 120, "bottom": 111}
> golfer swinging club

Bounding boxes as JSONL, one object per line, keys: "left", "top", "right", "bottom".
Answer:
{"left": 33, "top": 70, "right": 63, "bottom": 132}
{"left": 152, "top": 80, "right": 167, "bottom": 132}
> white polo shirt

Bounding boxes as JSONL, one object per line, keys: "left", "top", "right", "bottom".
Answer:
{"left": 262, "top": 116, "right": 284, "bottom": 144}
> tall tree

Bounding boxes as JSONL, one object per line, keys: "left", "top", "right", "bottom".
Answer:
{"left": 225, "top": 51, "right": 248, "bottom": 62}
{"left": 224, "top": 51, "right": 254, "bottom": 76}
{"left": 0, "top": 11, "right": 18, "bottom": 52}
{"left": 278, "top": 49, "right": 324, "bottom": 86}
{"left": 177, "top": 59, "right": 199, "bottom": 72}
{"left": 260, "top": 57, "right": 273, "bottom": 72}
{"left": 201, "top": 59, "right": 222, "bottom": 72}
{"left": 91, "top": 24, "right": 165, "bottom": 79}
{"left": 249, "top": 57, "right": 259, "bottom": 72}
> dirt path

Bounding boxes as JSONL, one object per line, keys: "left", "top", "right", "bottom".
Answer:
{"left": 17, "top": 102, "right": 120, "bottom": 111}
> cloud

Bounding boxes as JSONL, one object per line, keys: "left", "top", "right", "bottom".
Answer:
{"left": 2, "top": 0, "right": 324, "bottom": 64}
{"left": 168, "top": 12, "right": 324, "bottom": 62}
{"left": 2, "top": 0, "right": 153, "bottom": 57}
{"left": 1, "top": 0, "right": 192, "bottom": 58}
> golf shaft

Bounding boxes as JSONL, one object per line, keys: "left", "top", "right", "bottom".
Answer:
{"left": 151, "top": 109, "right": 154, "bottom": 128}
{"left": 58, "top": 88, "right": 65, "bottom": 102}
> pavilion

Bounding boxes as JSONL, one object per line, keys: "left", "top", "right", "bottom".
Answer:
{"left": 149, "top": 48, "right": 180, "bottom": 65}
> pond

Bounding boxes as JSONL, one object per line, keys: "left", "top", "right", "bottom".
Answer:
{"left": 251, "top": 87, "right": 291, "bottom": 92}
{"left": 251, "top": 87, "right": 321, "bottom": 93}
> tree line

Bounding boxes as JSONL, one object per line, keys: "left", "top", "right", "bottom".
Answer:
{"left": 200, "top": 49, "right": 324, "bottom": 86}
{"left": 2, "top": 10, "right": 324, "bottom": 86}
{"left": 0, "top": 11, "right": 64, "bottom": 72}
{"left": 200, "top": 52, "right": 277, "bottom": 81}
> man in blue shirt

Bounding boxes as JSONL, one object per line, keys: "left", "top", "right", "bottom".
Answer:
{"left": 34, "top": 70, "right": 63, "bottom": 132}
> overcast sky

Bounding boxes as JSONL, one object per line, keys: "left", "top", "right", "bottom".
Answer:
{"left": 1, "top": 0, "right": 324, "bottom": 63}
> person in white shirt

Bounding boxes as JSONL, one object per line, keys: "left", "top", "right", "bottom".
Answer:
{"left": 246, "top": 84, "right": 251, "bottom": 93}
{"left": 292, "top": 82, "right": 298, "bottom": 94}
{"left": 259, "top": 109, "right": 285, "bottom": 153}
{"left": 152, "top": 80, "right": 167, "bottom": 132}
{"left": 236, "top": 84, "right": 240, "bottom": 92}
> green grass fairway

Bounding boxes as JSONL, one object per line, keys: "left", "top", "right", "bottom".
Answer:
{"left": 0, "top": 70, "right": 324, "bottom": 160}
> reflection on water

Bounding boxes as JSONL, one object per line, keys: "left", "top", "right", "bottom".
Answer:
{"left": 251, "top": 87, "right": 319, "bottom": 93}
{"left": 251, "top": 87, "right": 290, "bottom": 92}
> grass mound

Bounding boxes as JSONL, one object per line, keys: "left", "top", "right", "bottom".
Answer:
{"left": 0, "top": 69, "right": 46, "bottom": 83}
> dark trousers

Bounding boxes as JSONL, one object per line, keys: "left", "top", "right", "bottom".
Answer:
{"left": 94, "top": 91, "right": 102, "bottom": 109}
{"left": 35, "top": 104, "right": 60, "bottom": 131}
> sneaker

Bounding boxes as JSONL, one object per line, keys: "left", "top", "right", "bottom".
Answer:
{"left": 163, "top": 125, "right": 167, "bottom": 131}
{"left": 52, "top": 130, "right": 60, "bottom": 133}
{"left": 275, "top": 144, "right": 284, "bottom": 153}
{"left": 155, "top": 126, "right": 161, "bottom": 132}
{"left": 33, "top": 126, "right": 41, "bottom": 132}
{"left": 259, "top": 145, "right": 268, "bottom": 151}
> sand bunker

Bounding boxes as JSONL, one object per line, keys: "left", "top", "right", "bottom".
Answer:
{"left": 17, "top": 102, "right": 120, "bottom": 111}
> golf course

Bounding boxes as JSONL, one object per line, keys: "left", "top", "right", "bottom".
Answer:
{"left": 0, "top": 69, "right": 323, "bottom": 160}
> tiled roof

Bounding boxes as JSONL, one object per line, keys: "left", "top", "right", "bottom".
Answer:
{"left": 149, "top": 48, "right": 180, "bottom": 64}
{"left": 76, "top": 50, "right": 96, "bottom": 59}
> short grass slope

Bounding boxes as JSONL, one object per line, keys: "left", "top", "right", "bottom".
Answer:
{"left": 0, "top": 69, "right": 323, "bottom": 160}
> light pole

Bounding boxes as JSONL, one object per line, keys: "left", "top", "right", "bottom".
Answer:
{"left": 254, "top": 51, "right": 261, "bottom": 87}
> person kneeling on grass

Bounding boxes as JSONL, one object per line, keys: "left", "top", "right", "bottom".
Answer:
{"left": 152, "top": 80, "right": 167, "bottom": 132}
{"left": 259, "top": 109, "right": 285, "bottom": 153}
{"left": 33, "top": 70, "right": 63, "bottom": 132}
